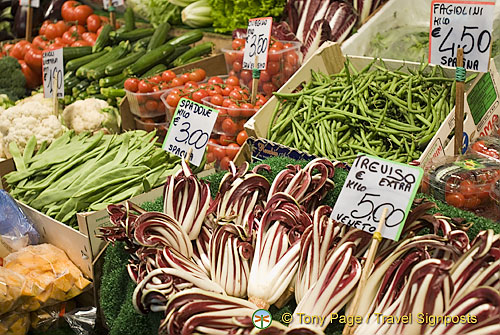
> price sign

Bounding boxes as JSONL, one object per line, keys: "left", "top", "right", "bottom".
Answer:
{"left": 42, "top": 49, "right": 64, "bottom": 99}
{"left": 331, "top": 155, "right": 423, "bottom": 241}
{"left": 162, "top": 98, "right": 218, "bottom": 166}
{"left": 103, "top": 0, "right": 124, "bottom": 9}
{"left": 19, "top": 0, "right": 39, "bottom": 7}
{"left": 429, "top": 0, "right": 495, "bottom": 72}
{"left": 243, "top": 17, "right": 272, "bottom": 70}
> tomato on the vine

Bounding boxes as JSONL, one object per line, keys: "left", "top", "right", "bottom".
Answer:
{"left": 149, "top": 75, "right": 162, "bottom": 84}
{"left": 232, "top": 38, "right": 245, "bottom": 50}
{"left": 226, "top": 75, "right": 239, "bottom": 87}
{"left": 166, "top": 92, "right": 181, "bottom": 107}
{"left": 236, "top": 130, "right": 248, "bottom": 146}
{"left": 219, "top": 134, "right": 234, "bottom": 145}
{"left": 138, "top": 80, "right": 153, "bottom": 93}
{"left": 240, "top": 70, "right": 252, "bottom": 84}
{"left": 192, "top": 89, "right": 208, "bottom": 103}
{"left": 161, "top": 70, "right": 176, "bottom": 82}
{"left": 213, "top": 146, "right": 226, "bottom": 161}
{"left": 208, "top": 76, "right": 224, "bottom": 85}
{"left": 171, "top": 77, "right": 184, "bottom": 87}
{"left": 232, "top": 61, "right": 242, "bottom": 73}
{"left": 124, "top": 78, "right": 139, "bottom": 92}
{"left": 211, "top": 94, "right": 224, "bottom": 106}
{"left": 222, "top": 118, "right": 238, "bottom": 135}
{"left": 226, "top": 143, "right": 240, "bottom": 160}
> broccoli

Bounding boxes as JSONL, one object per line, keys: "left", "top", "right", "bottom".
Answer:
{"left": 0, "top": 56, "right": 26, "bottom": 101}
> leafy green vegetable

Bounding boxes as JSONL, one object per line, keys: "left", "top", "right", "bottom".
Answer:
{"left": 148, "top": 0, "right": 182, "bottom": 27}
{"left": 208, "top": 0, "right": 286, "bottom": 33}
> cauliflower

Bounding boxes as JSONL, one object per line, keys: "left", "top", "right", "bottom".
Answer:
{"left": 63, "top": 98, "right": 121, "bottom": 134}
{"left": 0, "top": 94, "right": 64, "bottom": 158}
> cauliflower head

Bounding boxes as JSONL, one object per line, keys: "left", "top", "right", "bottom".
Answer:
{"left": 63, "top": 98, "right": 121, "bottom": 134}
{"left": 0, "top": 94, "right": 64, "bottom": 158}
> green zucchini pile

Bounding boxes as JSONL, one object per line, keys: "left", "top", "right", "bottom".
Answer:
{"left": 61, "top": 9, "right": 213, "bottom": 106}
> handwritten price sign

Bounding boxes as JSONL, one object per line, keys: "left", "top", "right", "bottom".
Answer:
{"left": 331, "top": 155, "right": 423, "bottom": 241}
{"left": 42, "top": 49, "right": 64, "bottom": 99}
{"left": 243, "top": 17, "right": 272, "bottom": 70}
{"left": 19, "top": 0, "right": 40, "bottom": 7}
{"left": 162, "top": 98, "right": 218, "bottom": 166}
{"left": 429, "top": 0, "right": 495, "bottom": 72}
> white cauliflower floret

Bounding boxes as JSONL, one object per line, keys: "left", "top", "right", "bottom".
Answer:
{"left": 0, "top": 94, "right": 64, "bottom": 158}
{"left": 63, "top": 98, "right": 120, "bottom": 134}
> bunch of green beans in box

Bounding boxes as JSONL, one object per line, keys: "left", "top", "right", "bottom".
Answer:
{"left": 4, "top": 130, "right": 185, "bottom": 229}
{"left": 268, "top": 59, "right": 476, "bottom": 163}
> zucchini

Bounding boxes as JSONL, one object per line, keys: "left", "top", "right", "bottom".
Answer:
{"left": 167, "top": 30, "right": 203, "bottom": 47}
{"left": 65, "top": 76, "right": 80, "bottom": 90}
{"left": 104, "top": 49, "right": 146, "bottom": 76}
{"left": 86, "top": 42, "right": 131, "bottom": 79}
{"left": 133, "top": 36, "right": 152, "bottom": 51}
{"left": 73, "top": 80, "right": 90, "bottom": 95}
{"left": 63, "top": 46, "right": 92, "bottom": 61}
{"left": 172, "top": 42, "right": 213, "bottom": 67}
{"left": 99, "top": 73, "right": 127, "bottom": 88}
{"left": 65, "top": 49, "right": 109, "bottom": 72}
{"left": 101, "top": 87, "right": 126, "bottom": 98}
{"left": 165, "top": 45, "right": 190, "bottom": 65}
{"left": 147, "top": 22, "right": 171, "bottom": 51}
{"left": 124, "top": 7, "right": 135, "bottom": 32}
{"left": 141, "top": 64, "right": 168, "bottom": 78}
{"left": 125, "top": 43, "right": 175, "bottom": 76}
{"left": 93, "top": 24, "right": 113, "bottom": 52}
{"left": 111, "top": 28, "right": 155, "bottom": 42}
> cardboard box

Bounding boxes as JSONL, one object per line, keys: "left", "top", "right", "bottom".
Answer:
{"left": 245, "top": 42, "right": 500, "bottom": 168}
{"left": 120, "top": 53, "right": 228, "bottom": 131}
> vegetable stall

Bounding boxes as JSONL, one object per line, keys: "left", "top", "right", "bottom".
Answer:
{"left": 0, "top": 0, "right": 499, "bottom": 335}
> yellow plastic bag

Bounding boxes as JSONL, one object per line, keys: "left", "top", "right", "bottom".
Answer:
{"left": 0, "top": 312, "right": 30, "bottom": 335}
{"left": 3, "top": 244, "right": 91, "bottom": 312}
{"left": 0, "top": 268, "right": 28, "bottom": 316}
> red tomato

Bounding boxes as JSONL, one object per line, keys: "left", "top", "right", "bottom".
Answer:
{"left": 145, "top": 99, "right": 159, "bottom": 112}
{"left": 240, "top": 103, "right": 255, "bottom": 118}
{"left": 124, "top": 78, "right": 139, "bottom": 92}
{"left": 24, "top": 47, "right": 43, "bottom": 72}
{"left": 220, "top": 156, "right": 232, "bottom": 170}
{"left": 213, "top": 146, "right": 226, "bottom": 161}
{"left": 100, "top": 16, "right": 109, "bottom": 24}
{"left": 39, "top": 20, "right": 51, "bottom": 36}
{"left": 68, "top": 25, "right": 86, "bottom": 35}
{"left": 260, "top": 70, "right": 271, "bottom": 82}
{"left": 229, "top": 90, "right": 242, "bottom": 101}
{"left": 72, "top": 40, "right": 91, "bottom": 47}
{"left": 222, "top": 118, "right": 237, "bottom": 135}
{"left": 445, "top": 193, "right": 465, "bottom": 208}
{"left": 32, "top": 36, "right": 48, "bottom": 49}
{"left": 82, "top": 32, "right": 97, "bottom": 44}
{"left": 179, "top": 73, "right": 191, "bottom": 84}
{"left": 45, "top": 23, "right": 62, "bottom": 40}
{"left": 73, "top": 5, "right": 93, "bottom": 26}
{"left": 208, "top": 76, "right": 224, "bottom": 85}
{"left": 10, "top": 41, "right": 32, "bottom": 60}
{"left": 225, "top": 75, "right": 239, "bottom": 87}
{"left": 211, "top": 94, "right": 224, "bottom": 106}
{"left": 268, "top": 48, "right": 283, "bottom": 62}
{"left": 62, "top": 30, "right": 79, "bottom": 45}
{"left": 166, "top": 92, "right": 181, "bottom": 107}
{"left": 262, "top": 82, "right": 277, "bottom": 96}
{"left": 149, "top": 75, "right": 162, "bottom": 84}
{"left": 219, "top": 134, "right": 235, "bottom": 145}
{"left": 184, "top": 81, "right": 198, "bottom": 89}
{"left": 47, "top": 42, "right": 64, "bottom": 50}
{"left": 206, "top": 152, "right": 216, "bottom": 163}
{"left": 162, "top": 70, "right": 176, "bottom": 82}
{"left": 226, "top": 143, "right": 240, "bottom": 160}
{"left": 271, "top": 41, "right": 284, "bottom": 50}
{"left": 192, "top": 89, "right": 208, "bottom": 103}
{"left": 86, "top": 14, "right": 101, "bottom": 33}
{"left": 194, "top": 68, "right": 206, "bottom": 81}
{"left": 97, "top": 26, "right": 104, "bottom": 36}
{"left": 61, "top": 1, "right": 79, "bottom": 22}
{"left": 240, "top": 70, "right": 252, "bottom": 84}
{"left": 236, "top": 130, "right": 248, "bottom": 146}
{"left": 463, "top": 196, "right": 481, "bottom": 209}
{"left": 138, "top": 80, "right": 153, "bottom": 93}
{"left": 255, "top": 98, "right": 267, "bottom": 107}
{"left": 283, "top": 63, "right": 294, "bottom": 80}
{"left": 267, "top": 61, "right": 280, "bottom": 75}
{"left": 232, "top": 61, "right": 242, "bottom": 73}
{"left": 19, "top": 60, "right": 40, "bottom": 89}
{"left": 232, "top": 38, "right": 246, "bottom": 50}
{"left": 56, "top": 21, "right": 69, "bottom": 34}
{"left": 222, "top": 85, "right": 233, "bottom": 96}
{"left": 286, "top": 52, "right": 299, "bottom": 67}
{"left": 228, "top": 106, "right": 240, "bottom": 117}
{"left": 171, "top": 77, "right": 184, "bottom": 87}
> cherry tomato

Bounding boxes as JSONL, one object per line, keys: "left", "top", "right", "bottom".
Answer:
{"left": 222, "top": 85, "right": 233, "bottom": 96}
{"left": 166, "top": 92, "right": 181, "bottom": 107}
{"left": 148, "top": 75, "right": 162, "bottom": 84}
{"left": 138, "top": 80, "right": 153, "bottom": 93}
{"left": 145, "top": 99, "right": 159, "bottom": 112}
{"left": 283, "top": 63, "right": 295, "bottom": 79}
{"left": 229, "top": 90, "right": 242, "bottom": 101}
{"left": 222, "top": 118, "right": 237, "bottom": 135}
{"left": 262, "top": 82, "right": 277, "bottom": 96}
{"left": 228, "top": 106, "right": 240, "bottom": 118}
{"left": 171, "top": 77, "right": 184, "bottom": 87}
{"left": 162, "top": 70, "right": 176, "bottom": 82}
{"left": 184, "top": 81, "right": 198, "bottom": 89}
{"left": 232, "top": 38, "right": 246, "bottom": 50}
{"left": 463, "top": 196, "right": 481, "bottom": 209}
{"left": 179, "top": 73, "right": 191, "bottom": 84}
{"left": 82, "top": 32, "right": 97, "bottom": 44}
{"left": 124, "top": 78, "right": 139, "bottom": 92}
{"left": 240, "top": 70, "right": 252, "bottom": 84}
{"left": 219, "top": 134, "right": 235, "bottom": 145}
{"left": 141, "top": 118, "right": 156, "bottom": 132}
{"left": 225, "top": 75, "right": 239, "bottom": 87}
{"left": 236, "top": 130, "right": 248, "bottom": 146}
{"left": 73, "top": 5, "right": 94, "bottom": 26}
{"left": 268, "top": 48, "right": 283, "bottom": 62}
{"left": 271, "top": 41, "right": 284, "bottom": 50}
{"left": 192, "top": 89, "right": 208, "bottom": 103}
{"left": 267, "top": 61, "right": 280, "bottom": 75}
{"left": 445, "top": 193, "right": 465, "bottom": 208}
{"left": 286, "top": 52, "right": 299, "bottom": 67}
{"left": 226, "top": 143, "right": 240, "bottom": 160}
{"left": 86, "top": 14, "right": 101, "bottom": 33}
{"left": 240, "top": 103, "right": 255, "bottom": 118}
{"left": 213, "top": 146, "right": 226, "bottom": 161}
{"left": 220, "top": 156, "right": 232, "bottom": 170}
{"left": 255, "top": 98, "right": 267, "bottom": 107}
{"left": 206, "top": 152, "right": 216, "bottom": 163}
{"left": 260, "top": 70, "right": 271, "bottom": 82}
{"left": 477, "top": 184, "right": 491, "bottom": 200}
{"left": 211, "top": 94, "right": 224, "bottom": 106}
{"left": 232, "top": 61, "right": 242, "bottom": 73}
{"left": 208, "top": 76, "right": 224, "bottom": 85}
